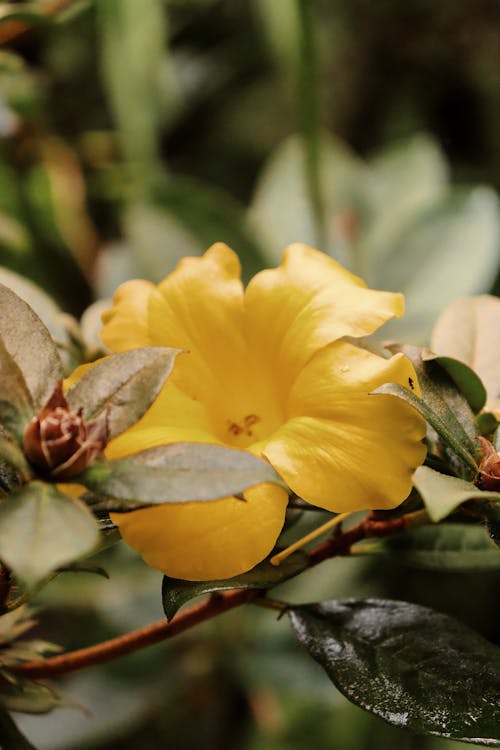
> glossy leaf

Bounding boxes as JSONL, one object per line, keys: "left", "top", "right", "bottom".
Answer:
{"left": 289, "top": 598, "right": 500, "bottom": 745}
{"left": 66, "top": 347, "right": 180, "bottom": 440}
{"left": 0, "top": 481, "right": 99, "bottom": 586}
{"left": 431, "top": 295, "right": 500, "bottom": 412}
{"left": 413, "top": 465, "right": 500, "bottom": 522}
{"left": 162, "top": 551, "right": 308, "bottom": 620}
{"left": 78, "top": 443, "right": 286, "bottom": 505}
{"left": 0, "top": 283, "right": 62, "bottom": 411}
{"left": 0, "top": 677, "right": 62, "bottom": 715}
{"left": 362, "top": 523, "right": 500, "bottom": 571}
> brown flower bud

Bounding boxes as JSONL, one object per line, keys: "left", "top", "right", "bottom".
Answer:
{"left": 23, "top": 382, "right": 109, "bottom": 480}
{"left": 475, "top": 436, "right": 500, "bottom": 491}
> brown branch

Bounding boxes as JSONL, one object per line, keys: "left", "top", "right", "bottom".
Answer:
{"left": 12, "top": 512, "right": 413, "bottom": 679}
{"left": 0, "top": 0, "right": 74, "bottom": 45}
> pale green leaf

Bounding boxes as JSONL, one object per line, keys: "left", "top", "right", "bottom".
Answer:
{"left": 0, "top": 482, "right": 99, "bottom": 586}
{"left": 78, "top": 443, "right": 286, "bottom": 505}
{"left": 413, "top": 465, "right": 500, "bottom": 522}
{"left": 431, "top": 295, "right": 500, "bottom": 410}
{"left": 66, "top": 347, "right": 180, "bottom": 439}
{"left": 0, "top": 283, "right": 62, "bottom": 411}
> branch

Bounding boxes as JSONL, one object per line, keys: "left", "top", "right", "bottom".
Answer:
{"left": 12, "top": 512, "right": 415, "bottom": 679}
{"left": 0, "top": 0, "right": 74, "bottom": 44}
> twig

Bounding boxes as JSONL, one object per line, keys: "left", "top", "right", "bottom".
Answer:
{"left": 12, "top": 510, "right": 419, "bottom": 679}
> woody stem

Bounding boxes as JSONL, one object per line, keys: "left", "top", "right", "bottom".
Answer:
{"left": 12, "top": 511, "right": 420, "bottom": 679}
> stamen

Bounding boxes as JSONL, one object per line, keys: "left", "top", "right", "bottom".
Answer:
{"left": 270, "top": 512, "right": 352, "bottom": 566}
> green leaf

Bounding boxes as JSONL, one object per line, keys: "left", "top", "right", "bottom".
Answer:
{"left": 0, "top": 707, "right": 39, "bottom": 748}
{"left": 78, "top": 443, "right": 286, "bottom": 505}
{"left": 289, "top": 598, "right": 500, "bottom": 745}
{"left": 66, "top": 347, "right": 180, "bottom": 440}
{"left": 374, "top": 384, "right": 478, "bottom": 477}
{"left": 162, "top": 551, "right": 308, "bottom": 620}
{"left": 422, "top": 352, "right": 487, "bottom": 414}
{"left": 372, "top": 186, "right": 500, "bottom": 344}
{"left": 0, "top": 284, "right": 62, "bottom": 411}
{"left": 248, "top": 132, "right": 368, "bottom": 266}
{"left": 0, "top": 267, "right": 79, "bottom": 374}
{"left": 0, "top": 339, "right": 33, "bottom": 441}
{"left": 361, "top": 523, "right": 500, "bottom": 571}
{"left": 413, "top": 465, "right": 500, "bottom": 522}
{"left": 0, "top": 675, "right": 62, "bottom": 715}
{"left": 0, "top": 482, "right": 99, "bottom": 586}
{"left": 431, "top": 295, "right": 500, "bottom": 412}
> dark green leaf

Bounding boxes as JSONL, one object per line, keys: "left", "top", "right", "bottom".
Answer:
{"left": 66, "top": 347, "right": 180, "bottom": 439}
{"left": 162, "top": 551, "right": 308, "bottom": 620}
{"left": 361, "top": 523, "right": 500, "bottom": 571}
{"left": 476, "top": 412, "right": 498, "bottom": 437}
{"left": 0, "top": 283, "right": 62, "bottom": 411}
{"left": 0, "top": 435, "right": 30, "bottom": 476}
{"left": 289, "top": 598, "right": 500, "bottom": 745}
{"left": 0, "top": 708, "right": 39, "bottom": 749}
{"left": 374, "top": 384, "right": 478, "bottom": 477}
{"left": 0, "top": 481, "right": 99, "bottom": 586}
{"left": 469, "top": 500, "right": 500, "bottom": 549}
{"left": 413, "top": 465, "right": 500, "bottom": 522}
{"left": 78, "top": 443, "right": 286, "bottom": 505}
{"left": 422, "top": 352, "right": 487, "bottom": 414}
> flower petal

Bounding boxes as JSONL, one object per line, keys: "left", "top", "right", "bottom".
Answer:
{"left": 110, "top": 483, "right": 289, "bottom": 580}
{"left": 101, "top": 279, "right": 158, "bottom": 350}
{"left": 263, "top": 342, "right": 426, "bottom": 511}
{"left": 105, "top": 381, "right": 217, "bottom": 459}
{"left": 244, "top": 243, "right": 404, "bottom": 390}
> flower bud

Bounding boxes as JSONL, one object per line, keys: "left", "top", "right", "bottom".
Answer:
{"left": 23, "top": 382, "right": 108, "bottom": 479}
{"left": 476, "top": 436, "right": 500, "bottom": 491}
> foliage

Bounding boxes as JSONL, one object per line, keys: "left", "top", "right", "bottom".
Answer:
{"left": 0, "top": 2, "right": 500, "bottom": 750}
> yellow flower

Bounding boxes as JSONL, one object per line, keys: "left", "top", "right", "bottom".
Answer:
{"left": 101, "top": 243, "right": 426, "bottom": 581}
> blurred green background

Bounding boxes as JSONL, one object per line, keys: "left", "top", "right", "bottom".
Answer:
{"left": 1, "top": 0, "right": 499, "bottom": 747}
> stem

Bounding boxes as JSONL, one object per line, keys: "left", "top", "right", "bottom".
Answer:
{"left": 295, "top": 0, "right": 326, "bottom": 249}
{"left": 14, "top": 589, "right": 257, "bottom": 679}
{"left": 270, "top": 511, "right": 351, "bottom": 565}
{"left": 11, "top": 511, "right": 412, "bottom": 680}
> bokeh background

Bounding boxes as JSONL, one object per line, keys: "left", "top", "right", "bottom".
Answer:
{"left": 1, "top": 1, "right": 499, "bottom": 748}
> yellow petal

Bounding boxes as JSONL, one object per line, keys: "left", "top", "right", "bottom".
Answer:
{"left": 110, "top": 483, "right": 289, "bottom": 580}
{"left": 106, "top": 380, "right": 217, "bottom": 459}
{"left": 244, "top": 243, "right": 404, "bottom": 391}
{"left": 263, "top": 342, "right": 426, "bottom": 511}
{"left": 101, "top": 279, "right": 158, "bottom": 350}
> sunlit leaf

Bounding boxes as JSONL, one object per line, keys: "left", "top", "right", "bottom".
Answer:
{"left": 78, "top": 443, "right": 286, "bottom": 505}
{"left": 412, "top": 465, "right": 500, "bottom": 522}
{"left": 162, "top": 551, "right": 308, "bottom": 620}
{"left": 0, "top": 338, "right": 33, "bottom": 441}
{"left": 289, "top": 598, "right": 500, "bottom": 745}
{"left": 0, "top": 482, "right": 99, "bottom": 586}
{"left": 0, "top": 283, "right": 62, "bottom": 411}
{"left": 66, "top": 347, "right": 180, "bottom": 439}
{"left": 431, "top": 295, "right": 500, "bottom": 411}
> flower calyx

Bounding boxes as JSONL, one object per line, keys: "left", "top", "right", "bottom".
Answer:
{"left": 23, "top": 381, "right": 109, "bottom": 480}
{"left": 475, "top": 436, "right": 500, "bottom": 491}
